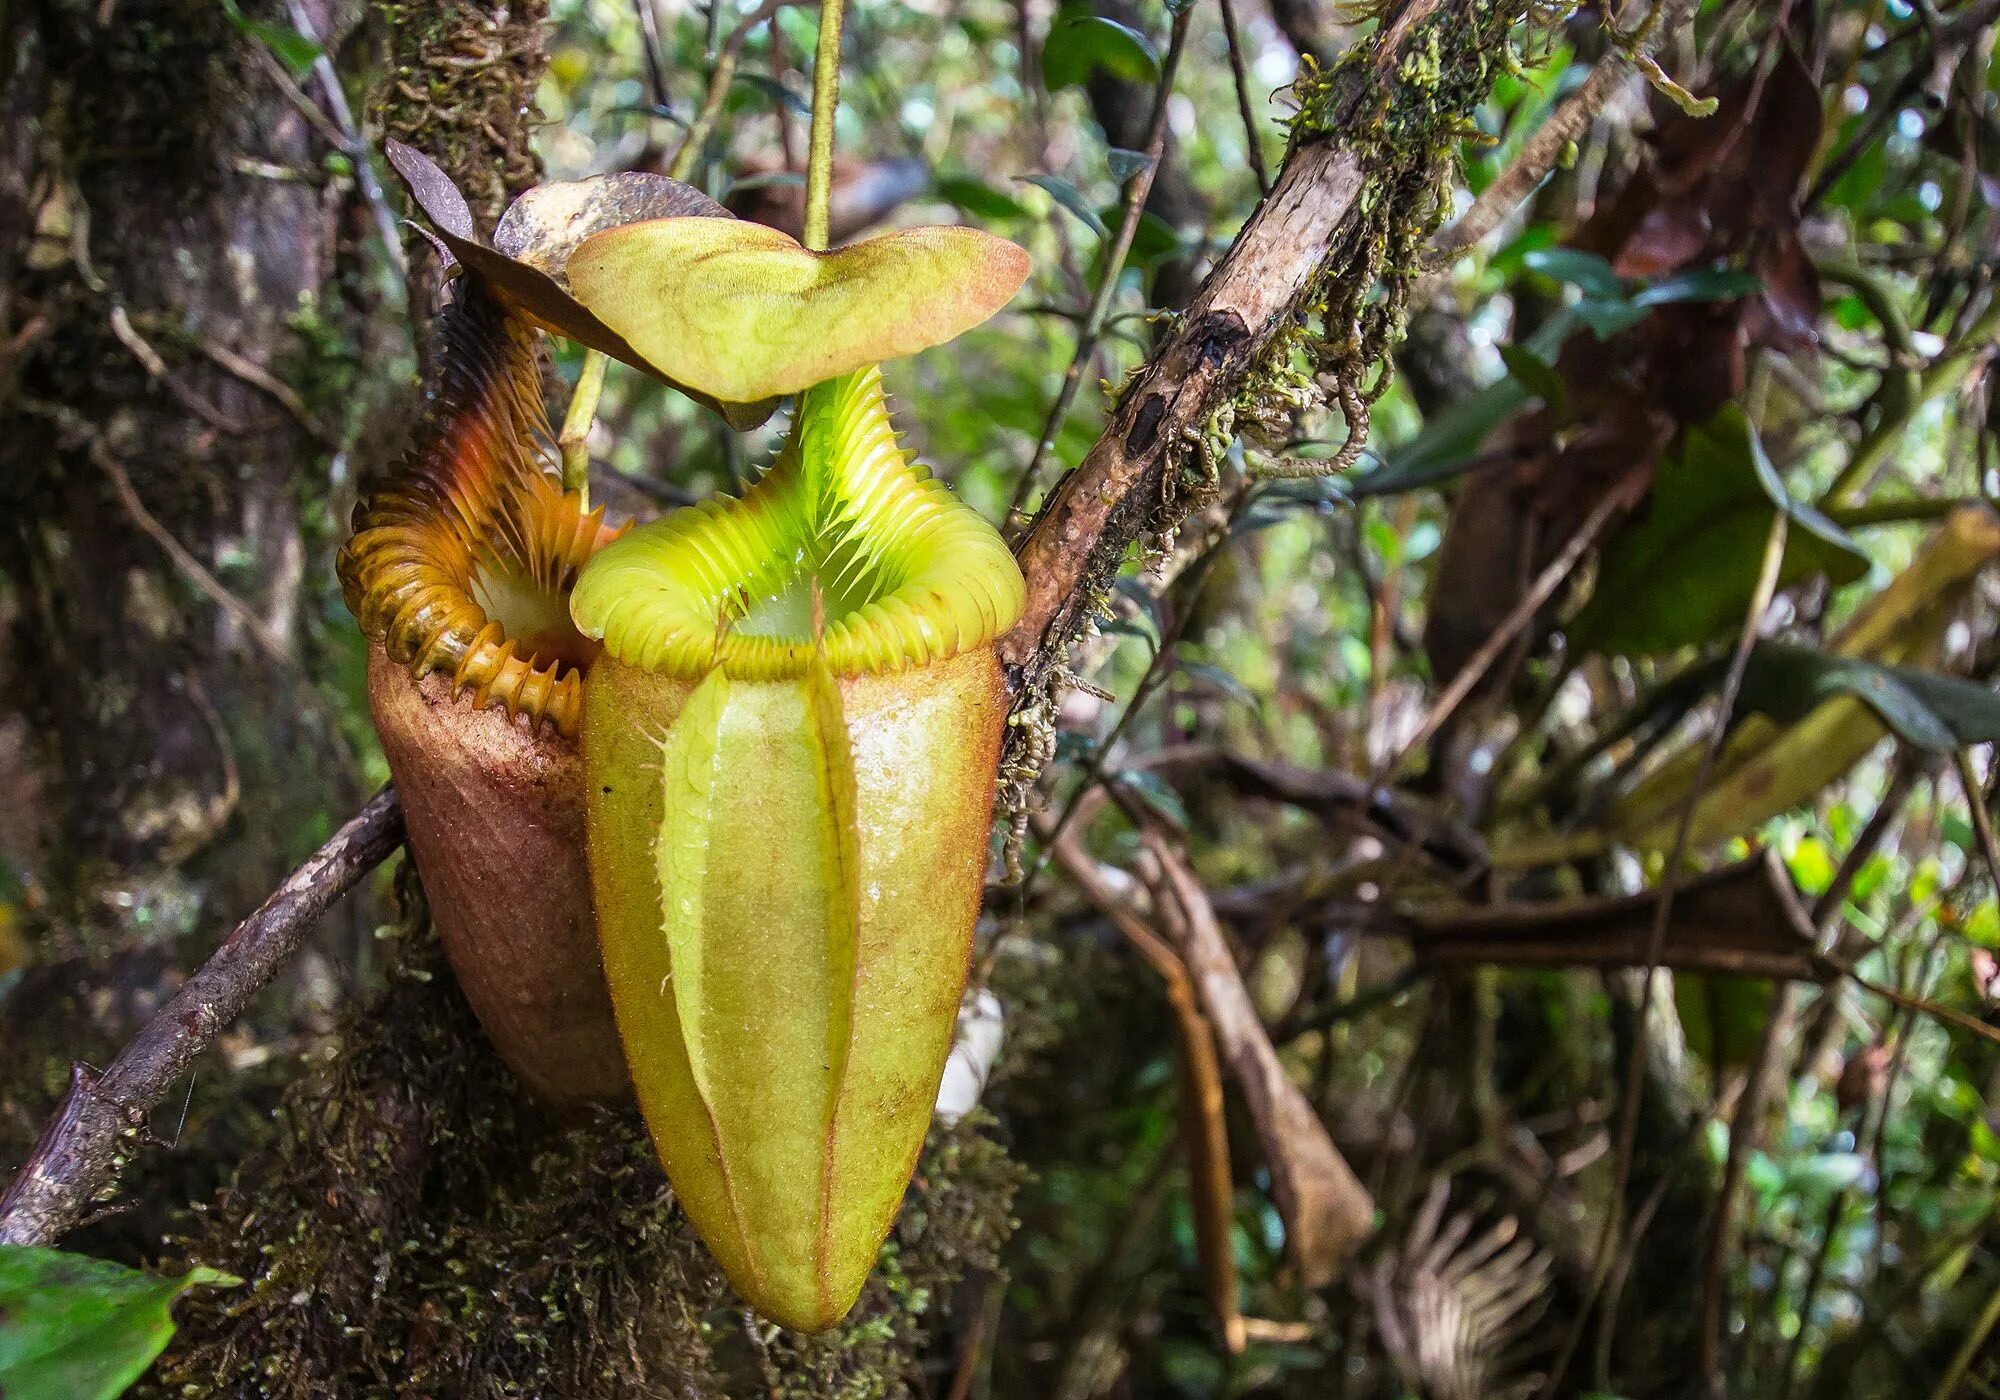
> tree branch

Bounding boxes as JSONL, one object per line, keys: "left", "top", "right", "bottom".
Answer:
{"left": 0, "top": 787, "right": 404, "bottom": 1246}
{"left": 999, "top": 0, "right": 1453, "bottom": 694}
{"left": 1427, "top": 0, "right": 1701, "bottom": 264}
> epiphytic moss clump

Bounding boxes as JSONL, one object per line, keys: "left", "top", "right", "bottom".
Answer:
{"left": 1225, "top": 0, "right": 1567, "bottom": 479}
{"left": 373, "top": 0, "right": 549, "bottom": 231}
{"left": 147, "top": 867, "right": 1023, "bottom": 1399}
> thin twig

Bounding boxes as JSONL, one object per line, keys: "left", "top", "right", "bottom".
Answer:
{"left": 109, "top": 305, "right": 246, "bottom": 436}
{"left": 1219, "top": 0, "right": 1271, "bottom": 196}
{"left": 1953, "top": 749, "right": 2000, "bottom": 895}
{"left": 1387, "top": 473, "right": 1643, "bottom": 775}
{"left": 95, "top": 443, "right": 295, "bottom": 669}
{"left": 667, "top": 0, "right": 792, "bottom": 184}
{"left": 1020, "top": 486, "right": 1250, "bottom": 901}
{"left": 1051, "top": 828, "right": 1247, "bottom": 1353}
{"left": 1001, "top": 0, "right": 1453, "bottom": 685}
{"left": 197, "top": 337, "right": 328, "bottom": 440}
{"left": 1005, "top": 5, "right": 1196, "bottom": 528}
{"left": 1138, "top": 817, "right": 1377, "bottom": 1282}
{"left": 0, "top": 787, "right": 405, "bottom": 1245}
{"left": 1541, "top": 510, "right": 1791, "bottom": 1398}
{"left": 282, "top": 0, "right": 407, "bottom": 275}
{"left": 1927, "top": 1277, "right": 2000, "bottom": 1400}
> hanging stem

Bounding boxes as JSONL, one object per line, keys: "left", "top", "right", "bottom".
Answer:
{"left": 559, "top": 348, "right": 610, "bottom": 506}
{"left": 803, "top": 0, "right": 847, "bottom": 252}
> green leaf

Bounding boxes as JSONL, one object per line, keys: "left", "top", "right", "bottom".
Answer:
{"left": 1093, "top": 207, "right": 1183, "bottom": 270}
{"left": 0, "top": 1245, "right": 238, "bottom": 1400}
{"left": 730, "top": 70, "right": 812, "bottom": 117}
{"left": 1021, "top": 174, "right": 1108, "bottom": 236}
{"left": 1041, "top": 8, "right": 1160, "bottom": 90}
{"left": 1634, "top": 266, "right": 1763, "bottom": 308}
{"left": 1521, "top": 247, "right": 1623, "bottom": 299}
{"left": 1497, "top": 343, "right": 1566, "bottom": 413}
{"left": 1180, "top": 660, "right": 1257, "bottom": 708}
{"left": 1106, "top": 146, "right": 1152, "bottom": 183}
{"left": 1730, "top": 642, "right": 2000, "bottom": 753}
{"left": 1674, "top": 973, "right": 1770, "bottom": 1071}
{"left": 219, "top": 0, "right": 322, "bottom": 78}
{"left": 936, "top": 175, "right": 1029, "bottom": 221}
{"left": 1571, "top": 297, "right": 1649, "bottom": 339}
{"left": 722, "top": 170, "right": 805, "bottom": 196}
{"left": 1116, "top": 768, "right": 1190, "bottom": 830}
{"left": 1569, "top": 407, "right": 1870, "bottom": 656}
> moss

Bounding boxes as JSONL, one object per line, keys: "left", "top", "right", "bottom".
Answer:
{"left": 1225, "top": 0, "right": 1563, "bottom": 477}
{"left": 149, "top": 865, "right": 1022, "bottom": 1398}
{"left": 371, "top": 0, "right": 551, "bottom": 232}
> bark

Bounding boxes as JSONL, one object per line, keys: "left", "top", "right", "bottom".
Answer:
{"left": 0, "top": 0, "right": 376, "bottom": 942}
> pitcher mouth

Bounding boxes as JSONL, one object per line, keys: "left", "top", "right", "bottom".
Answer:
{"left": 338, "top": 280, "right": 618, "bottom": 736}
{"left": 570, "top": 368, "right": 1024, "bottom": 684}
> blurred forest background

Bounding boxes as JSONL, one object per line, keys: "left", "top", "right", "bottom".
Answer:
{"left": 3, "top": 0, "right": 2000, "bottom": 1394}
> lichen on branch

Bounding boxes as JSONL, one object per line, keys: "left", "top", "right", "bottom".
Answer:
{"left": 998, "top": 0, "right": 1553, "bottom": 837}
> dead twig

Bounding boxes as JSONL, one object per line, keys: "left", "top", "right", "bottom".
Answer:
{"left": 95, "top": 442, "right": 295, "bottom": 669}
{"left": 1006, "top": 4, "right": 1196, "bottom": 526}
{"left": 108, "top": 305, "right": 247, "bottom": 436}
{"left": 1139, "top": 820, "right": 1377, "bottom": 1283}
{"left": 1542, "top": 510, "right": 1791, "bottom": 1397}
{"left": 1387, "top": 474, "right": 1643, "bottom": 777}
{"left": 0, "top": 787, "right": 404, "bottom": 1246}
{"left": 281, "top": 0, "right": 408, "bottom": 275}
{"left": 1051, "top": 828, "right": 1247, "bottom": 1354}
{"left": 1001, "top": 0, "right": 1453, "bottom": 689}
{"left": 666, "top": 0, "right": 794, "bottom": 183}
{"left": 1219, "top": 0, "right": 1271, "bottom": 195}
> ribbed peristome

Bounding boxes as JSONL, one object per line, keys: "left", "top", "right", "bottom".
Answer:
{"left": 570, "top": 367, "right": 1024, "bottom": 681}
{"left": 337, "top": 279, "right": 618, "bottom": 735}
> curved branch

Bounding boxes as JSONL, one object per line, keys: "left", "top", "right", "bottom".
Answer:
{"left": 1000, "top": 0, "right": 1452, "bottom": 695}
{"left": 0, "top": 787, "right": 405, "bottom": 1246}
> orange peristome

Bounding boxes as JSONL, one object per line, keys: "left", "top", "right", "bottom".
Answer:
{"left": 337, "top": 276, "right": 627, "bottom": 1103}
{"left": 338, "top": 286, "right": 619, "bottom": 739}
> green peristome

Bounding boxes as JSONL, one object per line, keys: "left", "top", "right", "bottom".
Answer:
{"left": 572, "top": 369, "right": 1024, "bottom": 1331}
{"left": 564, "top": 219, "right": 1031, "bottom": 404}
